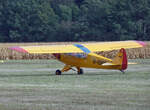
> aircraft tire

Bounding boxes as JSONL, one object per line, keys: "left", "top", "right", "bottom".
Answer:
{"left": 55, "top": 70, "right": 61, "bottom": 75}
{"left": 78, "top": 69, "right": 83, "bottom": 75}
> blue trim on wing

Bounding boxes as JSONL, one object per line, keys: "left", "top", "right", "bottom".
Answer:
{"left": 74, "top": 44, "right": 91, "bottom": 54}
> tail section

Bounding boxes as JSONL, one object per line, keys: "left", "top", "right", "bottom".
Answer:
{"left": 112, "top": 48, "right": 128, "bottom": 70}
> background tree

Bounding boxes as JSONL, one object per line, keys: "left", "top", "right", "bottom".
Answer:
{"left": 0, "top": 0, "right": 150, "bottom": 42}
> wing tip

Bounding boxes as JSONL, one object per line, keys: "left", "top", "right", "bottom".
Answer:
{"left": 135, "top": 41, "right": 146, "bottom": 47}
{"left": 9, "top": 47, "right": 28, "bottom": 53}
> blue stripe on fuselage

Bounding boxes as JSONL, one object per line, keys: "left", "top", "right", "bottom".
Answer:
{"left": 74, "top": 44, "right": 91, "bottom": 54}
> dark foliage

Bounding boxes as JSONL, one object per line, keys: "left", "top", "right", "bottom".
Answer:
{"left": 0, "top": 0, "right": 150, "bottom": 42}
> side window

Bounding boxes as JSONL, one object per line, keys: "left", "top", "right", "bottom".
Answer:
{"left": 65, "top": 53, "right": 87, "bottom": 58}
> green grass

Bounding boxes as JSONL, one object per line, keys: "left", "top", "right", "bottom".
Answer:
{"left": 0, "top": 59, "right": 150, "bottom": 110}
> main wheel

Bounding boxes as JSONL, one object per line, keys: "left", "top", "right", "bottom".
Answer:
{"left": 55, "top": 70, "right": 62, "bottom": 75}
{"left": 78, "top": 69, "right": 83, "bottom": 75}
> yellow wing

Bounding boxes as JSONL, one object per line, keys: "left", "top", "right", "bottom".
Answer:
{"left": 10, "top": 41, "right": 146, "bottom": 54}
{"left": 83, "top": 41, "right": 145, "bottom": 52}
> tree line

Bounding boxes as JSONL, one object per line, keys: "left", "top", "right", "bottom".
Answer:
{"left": 0, "top": 0, "right": 150, "bottom": 42}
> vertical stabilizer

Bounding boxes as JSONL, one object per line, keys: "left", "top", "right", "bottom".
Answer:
{"left": 112, "top": 48, "right": 128, "bottom": 70}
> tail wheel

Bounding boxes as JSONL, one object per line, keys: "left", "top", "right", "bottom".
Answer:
{"left": 120, "top": 70, "right": 125, "bottom": 74}
{"left": 78, "top": 69, "right": 84, "bottom": 75}
{"left": 55, "top": 70, "right": 62, "bottom": 75}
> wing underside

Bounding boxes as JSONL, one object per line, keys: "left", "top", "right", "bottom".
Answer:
{"left": 10, "top": 41, "right": 146, "bottom": 54}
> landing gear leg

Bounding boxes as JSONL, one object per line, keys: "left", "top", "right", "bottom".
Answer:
{"left": 76, "top": 67, "right": 84, "bottom": 75}
{"left": 55, "top": 65, "right": 72, "bottom": 75}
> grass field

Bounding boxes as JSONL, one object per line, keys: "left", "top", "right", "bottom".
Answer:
{"left": 0, "top": 59, "right": 150, "bottom": 110}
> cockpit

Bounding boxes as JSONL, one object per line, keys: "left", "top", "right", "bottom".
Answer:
{"left": 65, "top": 53, "right": 87, "bottom": 58}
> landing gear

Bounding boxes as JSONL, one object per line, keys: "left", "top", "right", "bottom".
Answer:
{"left": 55, "top": 70, "right": 62, "bottom": 75}
{"left": 55, "top": 66, "right": 84, "bottom": 75}
{"left": 120, "top": 70, "right": 125, "bottom": 74}
{"left": 77, "top": 68, "right": 84, "bottom": 75}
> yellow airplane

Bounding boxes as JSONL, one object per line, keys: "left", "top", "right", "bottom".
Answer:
{"left": 10, "top": 41, "right": 145, "bottom": 75}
